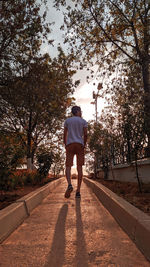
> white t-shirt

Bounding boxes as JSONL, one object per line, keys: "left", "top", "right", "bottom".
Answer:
{"left": 64, "top": 116, "right": 88, "bottom": 145}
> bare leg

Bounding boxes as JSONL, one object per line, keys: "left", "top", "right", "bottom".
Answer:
{"left": 77, "top": 165, "right": 83, "bottom": 192}
{"left": 66, "top": 166, "right": 71, "bottom": 185}
{"left": 65, "top": 166, "right": 73, "bottom": 198}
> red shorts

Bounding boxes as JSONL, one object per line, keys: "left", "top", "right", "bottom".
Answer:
{"left": 66, "top": 143, "right": 84, "bottom": 167}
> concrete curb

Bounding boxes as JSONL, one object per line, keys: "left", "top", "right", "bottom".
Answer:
{"left": 84, "top": 177, "right": 150, "bottom": 262}
{"left": 0, "top": 177, "right": 64, "bottom": 243}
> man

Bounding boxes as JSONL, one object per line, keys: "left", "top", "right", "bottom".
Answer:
{"left": 63, "top": 106, "right": 88, "bottom": 198}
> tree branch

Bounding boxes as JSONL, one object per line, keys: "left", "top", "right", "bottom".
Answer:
{"left": 88, "top": 2, "right": 139, "bottom": 63}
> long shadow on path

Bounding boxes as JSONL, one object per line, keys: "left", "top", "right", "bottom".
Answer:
{"left": 44, "top": 204, "right": 68, "bottom": 267}
{"left": 75, "top": 198, "right": 89, "bottom": 267}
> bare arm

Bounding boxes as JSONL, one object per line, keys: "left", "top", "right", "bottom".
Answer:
{"left": 83, "top": 127, "right": 87, "bottom": 148}
{"left": 63, "top": 127, "right": 68, "bottom": 147}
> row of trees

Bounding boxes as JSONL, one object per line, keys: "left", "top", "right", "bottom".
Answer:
{"left": 54, "top": 0, "right": 150, "bottom": 158}
{"left": 1, "top": 0, "right": 150, "bottom": 185}
{"left": 0, "top": 0, "right": 78, "bottom": 188}
{"left": 0, "top": 50, "right": 77, "bottom": 168}
{"left": 87, "top": 113, "right": 145, "bottom": 177}
{"left": 86, "top": 62, "right": 146, "bottom": 176}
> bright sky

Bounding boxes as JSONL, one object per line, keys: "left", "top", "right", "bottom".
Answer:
{"left": 39, "top": 1, "right": 107, "bottom": 173}
{"left": 40, "top": 1, "right": 105, "bottom": 122}
{"left": 73, "top": 81, "right": 105, "bottom": 122}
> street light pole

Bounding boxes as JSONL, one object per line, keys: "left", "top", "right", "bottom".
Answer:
{"left": 92, "top": 83, "right": 102, "bottom": 123}
{"left": 95, "top": 94, "right": 98, "bottom": 123}
{"left": 91, "top": 83, "right": 103, "bottom": 179}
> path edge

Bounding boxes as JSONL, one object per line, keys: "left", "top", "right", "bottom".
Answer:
{"left": 83, "top": 177, "right": 150, "bottom": 262}
{"left": 0, "top": 177, "right": 64, "bottom": 243}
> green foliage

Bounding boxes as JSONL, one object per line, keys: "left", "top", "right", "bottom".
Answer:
{"left": 87, "top": 95, "right": 146, "bottom": 175}
{"left": 87, "top": 121, "right": 112, "bottom": 178}
{"left": 109, "top": 62, "right": 146, "bottom": 163}
{"left": 0, "top": 0, "right": 51, "bottom": 85}
{"left": 0, "top": 169, "right": 43, "bottom": 191}
{"left": 54, "top": 0, "right": 150, "bottom": 154}
{"left": 51, "top": 151, "right": 65, "bottom": 177}
{"left": 54, "top": 0, "right": 149, "bottom": 68}
{"left": 36, "top": 146, "right": 53, "bottom": 178}
{"left": 0, "top": 0, "right": 52, "bottom": 166}
{"left": 0, "top": 51, "right": 77, "bottom": 165}
{"left": 0, "top": 132, "right": 26, "bottom": 190}
{"left": 0, "top": 0, "right": 80, "bottom": 171}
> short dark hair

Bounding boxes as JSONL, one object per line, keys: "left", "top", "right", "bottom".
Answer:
{"left": 71, "top": 105, "right": 81, "bottom": 115}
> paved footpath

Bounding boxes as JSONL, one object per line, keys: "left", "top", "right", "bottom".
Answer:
{"left": 0, "top": 179, "right": 150, "bottom": 267}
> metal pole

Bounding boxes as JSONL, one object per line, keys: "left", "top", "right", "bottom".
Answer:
{"left": 95, "top": 94, "right": 98, "bottom": 178}
{"left": 95, "top": 94, "right": 98, "bottom": 123}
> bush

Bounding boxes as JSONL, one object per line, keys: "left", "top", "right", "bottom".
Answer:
{"left": 0, "top": 132, "right": 25, "bottom": 190}
{"left": 0, "top": 170, "right": 12, "bottom": 190}
{"left": 13, "top": 170, "right": 39, "bottom": 186}
{"left": 36, "top": 148, "right": 53, "bottom": 179}
{"left": 0, "top": 169, "right": 42, "bottom": 191}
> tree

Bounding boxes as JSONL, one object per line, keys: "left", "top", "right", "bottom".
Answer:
{"left": 1, "top": 1, "right": 80, "bottom": 169}
{"left": 51, "top": 152, "right": 65, "bottom": 177}
{"left": 0, "top": 51, "right": 78, "bottom": 169}
{"left": 54, "top": 0, "right": 150, "bottom": 154}
{"left": 46, "top": 128, "right": 66, "bottom": 177}
{"left": 0, "top": 0, "right": 52, "bottom": 122}
{"left": 0, "top": 0, "right": 51, "bottom": 86}
{"left": 0, "top": 130, "right": 26, "bottom": 189}
{"left": 88, "top": 121, "right": 112, "bottom": 179}
{"left": 36, "top": 145, "right": 54, "bottom": 178}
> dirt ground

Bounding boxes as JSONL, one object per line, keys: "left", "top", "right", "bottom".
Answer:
{"left": 0, "top": 177, "right": 150, "bottom": 217}
{"left": 96, "top": 179, "right": 150, "bottom": 216}
{"left": 0, "top": 185, "right": 41, "bottom": 210}
{"left": 0, "top": 177, "right": 57, "bottom": 210}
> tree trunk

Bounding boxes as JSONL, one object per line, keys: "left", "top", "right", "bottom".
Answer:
{"left": 127, "top": 138, "right": 131, "bottom": 163}
{"left": 94, "top": 153, "right": 97, "bottom": 179}
{"left": 142, "top": 60, "right": 150, "bottom": 157}
{"left": 27, "top": 127, "right": 33, "bottom": 170}
{"left": 26, "top": 111, "right": 33, "bottom": 170}
{"left": 27, "top": 157, "right": 32, "bottom": 170}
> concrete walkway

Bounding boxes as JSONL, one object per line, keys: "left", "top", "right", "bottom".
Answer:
{"left": 0, "top": 179, "right": 150, "bottom": 267}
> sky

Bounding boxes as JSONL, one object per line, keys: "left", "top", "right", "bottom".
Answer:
{"left": 40, "top": 1, "right": 105, "bottom": 122}
{"left": 39, "top": 1, "right": 107, "bottom": 172}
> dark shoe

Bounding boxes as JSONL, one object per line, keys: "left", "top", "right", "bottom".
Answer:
{"left": 75, "top": 192, "right": 81, "bottom": 198}
{"left": 65, "top": 184, "right": 73, "bottom": 198}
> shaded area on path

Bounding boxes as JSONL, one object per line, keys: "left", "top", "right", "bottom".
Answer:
{"left": 44, "top": 204, "right": 68, "bottom": 267}
{"left": 75, "top": 198, "right": 88, "bottom": 267}
{"left": 44, "top": 199, "right": 89, "bottom": 267}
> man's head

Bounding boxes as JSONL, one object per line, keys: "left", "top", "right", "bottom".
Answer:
{"left": 71, "top": 106, "right": 81, "bottom": 117}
